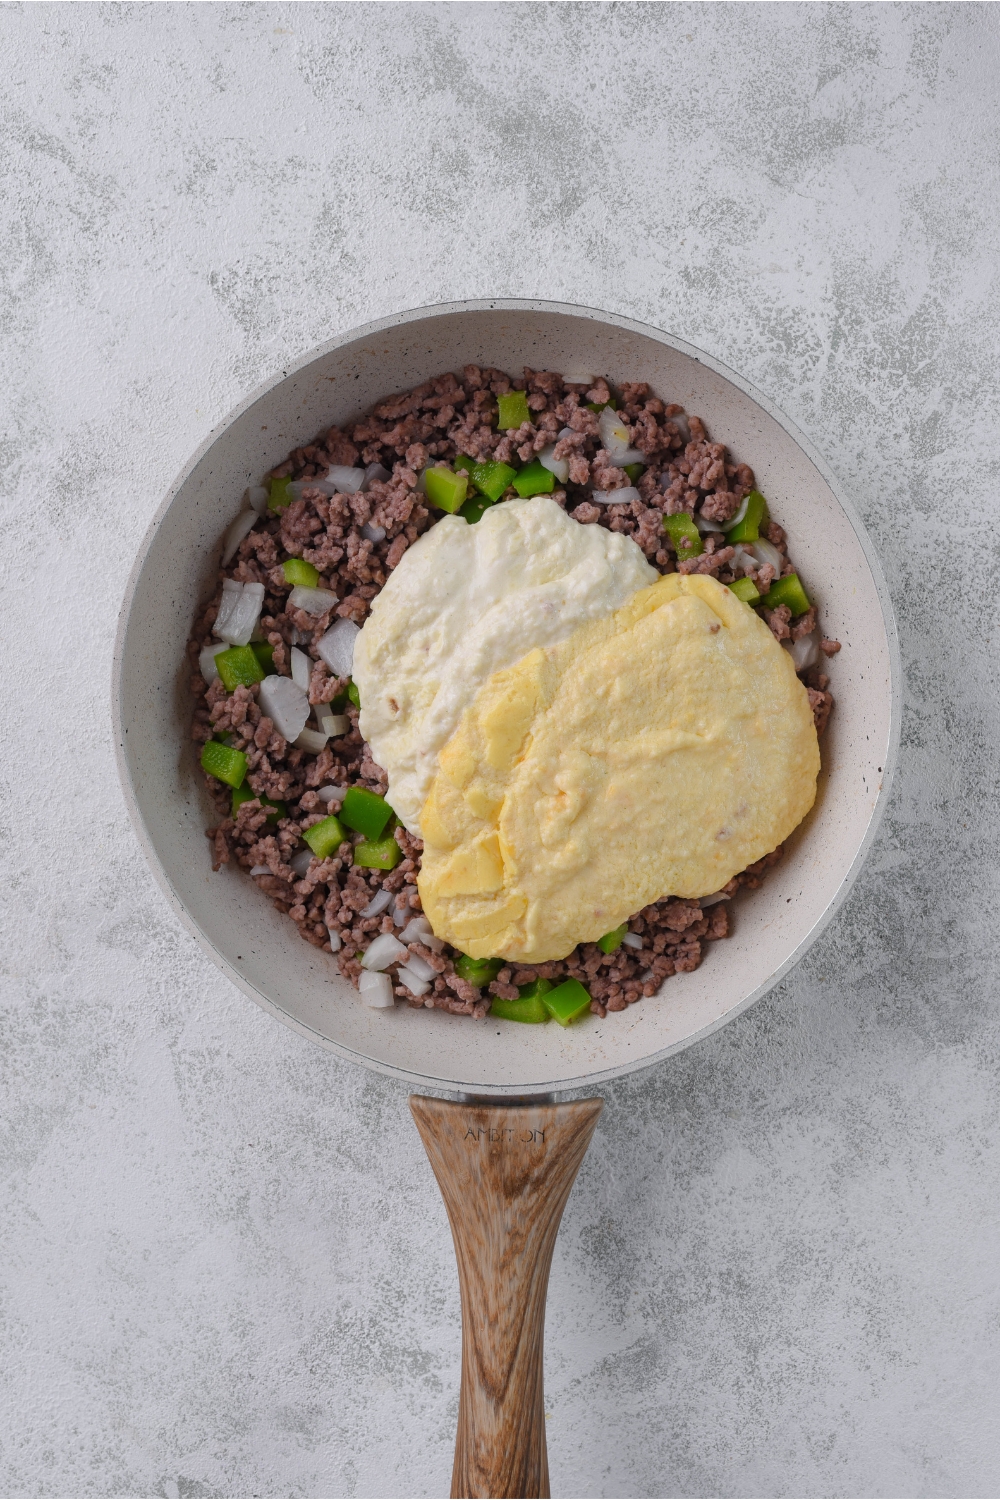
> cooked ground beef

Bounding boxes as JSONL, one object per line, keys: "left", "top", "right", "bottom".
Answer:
{"left": 189, "top": 368, "right": 838, "bottom": 1020}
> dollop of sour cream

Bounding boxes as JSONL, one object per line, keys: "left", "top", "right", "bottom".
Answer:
{"left": 352, "top": 496, "right": 657, "bottom": 833}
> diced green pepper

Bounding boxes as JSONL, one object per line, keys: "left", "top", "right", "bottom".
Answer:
{"left": 455, "top": 454, "right": 518, "bottom": 502}
{"left": 597, "top": 924, "right": 628, "bottom": 955}
{"left": 725, "top": 489, "right": 769, "bottom": 542}
{"left": 353, "top": 836, "right": 402, "bottom": 870}
{"left": 200, "top": 739, "right": 247, "bottom": 789}
{"left": 268, "top": 476, "right": 294, "bottom": 513}
{"left": 541, "top": 978, "right": 592, "bottom": 1027}
{"left": 251, "top": 641, "right": 275, "bottom": 674}
{"left": 454, "top": 954, "right": 503, "bottom": 987}
{"left": 760, "top": 572, "right": 811, "bottom": 617}
{"left": 490, "top": 984, "right": 551, "bottom": 1024}
{"left": 282, "top": 558, "right": 320, "bottom": 588}
{"left": 497, "top": 390, "right": 531, "bottom": 430}
{"left": 623, "top": 462, "right": 646, "bottom": 483}
{"left": 340, "top": 787, "right": 394, "bottom": 841}
{"left": 459, "top": 496, "right": 494, "bottom": 525}
{"left": 347, "top": 680, "right": 360, "bottom": 709}
{"left": 586, "top": 398, "right": 618, "bottom": 412}
{"left": 303, "top": 814, "right": 348, "bottom": 860}
{"left": 663, "top": 512, "right": 704, "bottom": 559}
{"left": 728, "top": 576, "right": 762, "bottom": 606}
{"left": 232, "top": 785, "right": 285, "bottom": 822}
{"left": 215, "top": 644, "right": 265, "bottom": 691}
{"left": 424, "top": 466, "right": 469, "bottom": 513}
{"left": 512, "top": 459, "right": 555, "bottom": 498}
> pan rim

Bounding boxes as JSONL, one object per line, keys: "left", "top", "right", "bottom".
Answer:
{"left": 112, "top": 297, "right": 901, "bottom": 1095}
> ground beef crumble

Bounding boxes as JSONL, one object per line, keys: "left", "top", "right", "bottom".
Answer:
{"left": 189, "top": 368, "right": 838, "bottom": 1020}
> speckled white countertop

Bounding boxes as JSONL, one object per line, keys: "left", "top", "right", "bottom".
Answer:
{"left": 4, "top": 5, "right": 1000, "bottom": 1496}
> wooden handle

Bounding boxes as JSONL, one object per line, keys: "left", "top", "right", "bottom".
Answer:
{"left": 410, "top": 1095, "right": 603, "bottom": 1499}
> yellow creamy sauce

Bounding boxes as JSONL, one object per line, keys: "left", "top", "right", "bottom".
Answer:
{"left": 417, "top": 573, "right": 820, "bottom": 963}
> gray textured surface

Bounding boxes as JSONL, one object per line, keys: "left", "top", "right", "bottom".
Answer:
{"left": 2, "top": 4, "right": 999, "bottom": 1496}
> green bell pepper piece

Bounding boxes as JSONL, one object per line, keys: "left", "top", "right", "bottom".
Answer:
{"left": 725, "top": 489, "right": 769, "bottom": 542}
{"left": 497, "top": 390, "right": 530, "bottom": 430}
{"left": 340, "top": 787, "right": 394, "bottom": 841}
{"left": 250, "top": 641, "right": 275, "bottom": 674}
{"left": 232, "top": 785, "right": 286, "bottom": 822}
{"left": 460, "top": 496, "right": 495, "bottom": 525}
{"left": 424, "top": 466, "right": 468, "bottom": 513}
{"left": 303, "top": 814, "right": 348, "bottom": 860}
{"left": 512, "top": 459, "right": 555, "bottom": 498}
{"left": 623, "top": 462, "right": 646, "bottom": 483}
{"left": 215, "top": 645, "right": 265, "bottom": 692}
{"left": 586, "top": 398, "right": 618, "bottom": 412}
{"left": 597, "top": 924, "right": 628, "bottom": 955}
{"left": 455, "top": 454, "right": 517, "bottom": 502}
{"left": 728, "top": 576, "right": 761, "bottom": 606}
{"left": 663, "top": 512, "right": 703, "bottom": 559}
{"left": 352, "top": 836, "right": 402, "bottom": 870}
{"left": 454, "top": 954, "right": 503, "bottom": 987}
{"left": 490, "top": 982, "right": 551, "bottom": 1024}
{"left": 760, "top": 572, "right": 811, "bottom": 617}
{"left": 268, "top": 476, "right": 294, "bottom": 513}
{"left": 347, "top": 680, "right": 360, "bottom": 709}
{"left": 282, "top": 558, "right": 320, "bottom": 588}
{"left": 200, "top": 739, "right": 247, "bottom": 789}
{"left": 541, "top": 978, "right": 592, "bottom": 1027}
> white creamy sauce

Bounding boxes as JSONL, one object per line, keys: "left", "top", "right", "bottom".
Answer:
{"left": 352, "top": 496, "right": 657, "bottom": 833}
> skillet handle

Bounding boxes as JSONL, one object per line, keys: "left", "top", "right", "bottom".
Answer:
{"left": 410, "top": 1095, "right": 603, "bottom": 1500}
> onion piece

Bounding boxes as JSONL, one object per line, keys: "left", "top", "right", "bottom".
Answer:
{"left": 622, "top": 933, "right": 644, "bottom": 951}
{"left": 315, "top": 465, "right": 365, "bottom": 495}
{"left": 199, "top": 640, "right": 229, "bottom": 684}
{"left": 695, "top": 512, "right": 723, "bottom": 535}
{"left": 730, "top": 543, "right": 754, "bottom": 575}
{"left": 295, "top": 727, "right": 329, "bottom": 753}
{"left": 289, "top": 847, "right": 314, "bottom": 878}
{"left": 361, "top": 523, "right": 386, "bottom": 543}
{"left": 361, "top": 932, "right": 409, "bottom": 972}
{"left": 214, "top": 579, "right": 265, "bottom": 646}
{"left": 393, "top": 899, "right": 410, "bottom": 927}
{"left": 247, "top": 485, "right": 270, "bottom": 514}
{"left": 258, "top": 674, "right": 310, "bottom": 742}
{"left": 722, "top": 492, "right": 751, "bottom": 532}
{"left": 361, "top": 888, "right": 394, "bottom": 918}
{"left": 561, "top": 371, "right": 595, "bottom": 385}
{"left": 396, "top": 964, "right": 431, "bottom": 998}
{"left": 788, "top": 633, "right": 819, "bottom": 671}
{"left": 317, "top": 784, "right": 349, "bottom": 804}
{"left": 538, "top": 444, "right": 570, "bottom": 483}
{"left": 316, "top": 618, "right": 360, "bottom": 677}
{"left": 288, "top": 584, "right": 338, "bottom": 617}
{"left": 400, "top": 916, "right": 444, "bottom": 952}
{"left": 327, "top": 931, "right": 342, "bottom": 953}
{"left": 699, "top": 890, "right": 731, "bottom": 907}
{"left": 358, "top": 970, "right": 394, "bottom": 1008}
{"left": 750, "top": 539, "right": 783, "bottom": 574}
{"left": 289, "top": 646, "right": 311, "bottom": 691}
{"left": 362, "top": 463, "right": 391, "bottom": 490}
{"left": 222, "top": 509, "right": 259, "bottom": 566}
{"left": 318, "top": 711, "right": 349, "bottom": 738}
{"left": 403, "top": 951, "right": 437, "bottom": 984}
{"left": 249, "top": 864, "right": 270, "bottom": 877}
{"left": 598, "top": 405, "right": 645, "bottom": 466}
{"left": 591, "top": 486, "right": 641, "bottom": 507}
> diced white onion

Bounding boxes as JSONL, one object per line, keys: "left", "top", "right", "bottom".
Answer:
{"left": 750, "top": 539, "right": 783, "bottom": 574}
{"left": 561, "top": 371, "right": 595, "bottom": 385}
{"left": 327, "top": 930, "right": 342, "bottom": 952}
{"left": 695, "top": 512, "right": 723, "bottom": 535}
{"left": 246, "top": 485, "right": 270, "bottom": 515}
{"left": 258, "top": 674, "right": 310, "bottom": 742}
{"left": 250, "top": 864, "right": 270, "bottom": 877}
{"left": 289, "top": 646, "right": 312, "bottom": 691}
{"left": 361, "top": 523, "right": 386, "bottom": 542}
{"left": 400, "top": 915, "right": 444, "bottom": 952}
{"left": 598, "top": 405, "right": 645, "bottom": 466}
{"left": 591, "top": 486, "right": 641, "bottom": 507}
{"left": 199, "top": 641, "right": 229, "bottom": 684}
{"left": 699, "top": 889, "right": 731, "bottom": 907}
{"left": 393, "top": 899, "right": 410, "bottom": 927}
{"left": 288, "top": 584, "right": 338, "bottom": 617}
{"left": 295, "top": 727, "right": 329, "bottom": 753}
{"left": 362, "top": 463, "right": 391, "bottom": 490}
{"left": 538, "top": 444, "right": 570, "bottom": 484}
{"left": 315, "top": 465, "right": 365, "bottom": 495}
{"left": 319, "top": 712, "right": 349, "bottom": 738}
{"left": 358, "top": 970, "right": 395, "bottom": 1008}
{"left": 622, "top": 933, "right": 644, "bottom": 950}
{"left": 289, "top": 848, "right": 314, "bottom": 878}
{"left": 361, "top": 932, "right": 409, "bottom": 971}
{"left": 730, "top": 543, "right": 754, "bottom": 575}
{"left": 723, "top": 493, "right": 750, "bottom": 532}
{"left": 316, "top": 618, "right": 360, "bottom": 677}
{"left": 396, "top": 964, "right": 431, "bottom": 998}
{"left": 361, "top": 888, "right": 394, "bottom": 918}
{"left": 318, "top": 784, "right": 349, "bottom": 804}
{"left": 402, "top": 951, "right": 436, "bottom": 984}
{"left": 288, "top": 626, "right": 302, "bottom": 645}
{"left": 215, "top": 580, "right": 265, "bottom": 646}
{"left": 222, "top": 509, "right": 259, "bottom": 566}
{"left": 788, "top": 632, "right": 820, "bottom": 671}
